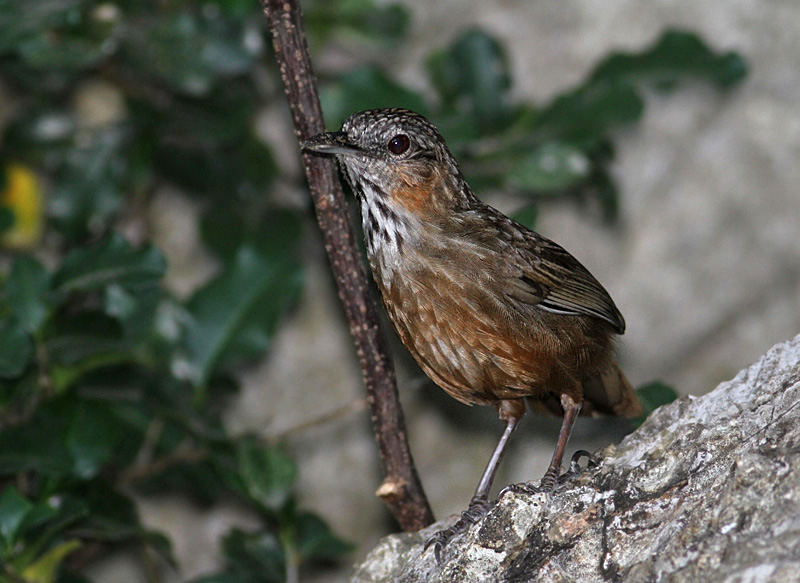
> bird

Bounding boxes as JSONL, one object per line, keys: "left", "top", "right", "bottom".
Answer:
{"left": 302, "top": 108, "right": 641, "bottom": 555}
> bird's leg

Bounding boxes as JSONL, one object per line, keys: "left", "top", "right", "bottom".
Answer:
{"left": 425, "top": 399, "right": 525, "bottom": 562}
{"left": 539, "top": 394, "right": 582, "bottom": 490}
{"left": 500, "top": 394, "right": 584, "bottom": 497}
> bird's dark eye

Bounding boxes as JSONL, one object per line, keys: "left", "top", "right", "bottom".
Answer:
{"left": 387, "top": 134, "right": 411, "bottom": 155}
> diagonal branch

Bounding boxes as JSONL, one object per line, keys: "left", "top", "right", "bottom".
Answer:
{"left": 261, "top": 0, "right": 434, "bottom": 531}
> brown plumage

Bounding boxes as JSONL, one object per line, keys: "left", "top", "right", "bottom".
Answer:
{"left": 303, "top": 108, "right": 641, "bottom": 552}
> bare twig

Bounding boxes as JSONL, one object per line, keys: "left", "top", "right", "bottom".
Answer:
{"left": 260, "top": 0, "right": 434, "bottom": 531}
{"left": 268, "top": 398, "right": 368, "bottom": 442}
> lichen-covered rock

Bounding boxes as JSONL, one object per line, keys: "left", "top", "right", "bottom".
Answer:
{"left": 352, "top": 333, "right": 800, "bottom": 582}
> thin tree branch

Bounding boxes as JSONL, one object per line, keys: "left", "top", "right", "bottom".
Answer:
{"left": 260, "top": 0, "right": 434, "bottom": 531}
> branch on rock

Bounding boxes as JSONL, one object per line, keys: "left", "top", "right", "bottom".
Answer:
{"left": 352, "top": 333, "right": 800, "bottom": 582}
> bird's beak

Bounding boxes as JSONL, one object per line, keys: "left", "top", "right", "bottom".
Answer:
{"left": 302, "top": 131, "right": 360, "bottom": 157}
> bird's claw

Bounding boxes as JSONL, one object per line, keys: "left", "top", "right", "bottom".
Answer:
{"left": 424, "top": 495, "right": 492, "bottom": 563}
{"left": 498, "top": 450, "right": 600, "bottom": 499}
{"left": 564, "top": 449, "right": 599, "bottom": 481}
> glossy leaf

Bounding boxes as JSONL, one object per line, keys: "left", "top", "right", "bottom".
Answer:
{"left": 0, "top": 486, "right": 33, "bottom": 548}
{"left": 0, "top": 206, "right": 13, "bottom": 233}
{"left": 5, "top": 256, "right": 51, "bottom": 333}
{"left": 104, "top": 284, "right": 163, "bottom": 347}
{"left": 219, "top": 528, "right": 285, "bottom": 583}
{"left": 21, "top": 539, "right": 81, "bottom": 583}
{"left": 320, "top": 66, "right": 428, "bottom": 129}
{"left": 48, "top": 124, "right": 135, "bottom": 243}
{"left": 182, "top": 213, "right": 303, "bottom": 388}
{"left": 124, "top": 11, "right": 258, "bottom": 97}
{"left": 590, "top": 29, "right": 748, "bottom": 90}
{"left": 306, "top": 0, "right": 409, "bottom": 45}
{"left": 510, "top": 204, "right": 538, "bottom": 230}
{"left": 0, "top": 318, "right": 34, "bottom": 378}
{"left": 17, "top": 33, "right": 107, "bottom": 72}
{"left": 67, "top": 401, "right": 122, "bottom": 479}
{"left": 19, "top": 496, "right": 88, "bottom": 543}
{"left": 81, "top": 481, "right": 141, "bottom": 542}
{"left": 0, "top": 405, "right": 73, "bottom": 475}
{"left": 508, "top": 142, "right": 591, "bottom": 192}
{"left": 235, "top": 438, "right": 297, "bottom": 512}
{"left": 428, "top": 28, "right": 512, "bottom": 130}
{"left": 0, "top": 0, "right": 84, "bottom": 54}
{"left": 295, "top": 512, "right": 353, "bottom": 561}
{"left": 632, "top": 381, "right": 680, "bottom": 426}
{"left": 155, "top": 131, "right": 276, "bottom": 199}
{"left": 45, "top": 311, "right": 127, "bottom": 369}
{"left": 53, "top": 233, "right": 166, "bottom": 294}
{"left": 532, "top": 82, "right": 644, "bottom": 145}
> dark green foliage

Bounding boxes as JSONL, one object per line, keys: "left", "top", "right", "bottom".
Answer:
{"left": 323, "top": 27, "right": 747, "bottom": 223}
{"left": 0, "top": 0, "right": 348, "bottom": 579}
{"left": 632, "top": 381, "right": 681, "bottom": 427}
{"left": 0, "top": 0, "right": 742, "bottom": 580}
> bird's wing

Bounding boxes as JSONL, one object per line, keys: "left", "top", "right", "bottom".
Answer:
{"left": 504, "top": 234, "right": 626, "bottom": 334}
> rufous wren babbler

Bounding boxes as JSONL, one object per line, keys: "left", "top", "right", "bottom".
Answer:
{"left": 303, "top": 108, "right": 641, "bottom": 553}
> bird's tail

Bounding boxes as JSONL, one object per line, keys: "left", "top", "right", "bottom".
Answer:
{"left": 581, "top": 362, "right": 643, "bottom": 417}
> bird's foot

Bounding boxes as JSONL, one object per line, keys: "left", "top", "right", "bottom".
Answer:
{"left": 424, "top": 494, "right": 492, "bottom": 563}
{"left": 498, "top": 450, "right": 600, "bottom": 497}
{"left": 560, "top": 449, "right": 599, "bottom": 483}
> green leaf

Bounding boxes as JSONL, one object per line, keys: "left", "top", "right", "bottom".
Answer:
{"left": 0, "top": 0, "right": 83, "bottom": 54}
{"left": 0, "top": 206, "right": 14, "bottom": 233}
{"left": 587, "top": 164, "right": 622, "bottom": 223}
{"left": 295, "top": 512, "right": 353, "bottom": 561}
{"left": 20, "top": 495, "right": 88, "bottom": 543}
{"left": 45, "top": 312, "right": 125, "bottom": 368}
{"left": 44, "top": 311, "right": 140, "bottom": 392}
{"left": 124, "top": 11, "right": 258, "bottom": 97}
{"left": 428, "top": 28, "right": 512, "bottom": 130}
{"left": 510, "top": 204, "right": 538, "bottom": 230}
{"left": 21, "top": 539, "right": 81, "bottom": 583}
{"left": 182, "top": 213, "right": 303, "bottom": 388}
{"left": 219, "top": 528, "right": 286, "bottom": 583}
{"left": 53, "top": 233, "right": 166, "bottom": 295}
{"left": 17, "top": 33, "right": 107, "bottom": 72}
{"left": 320, "top": 66, "right": 428, "bottom": 129}
{"left": 533, "top": 82, "right": 644, "bottom": 144}
{"left": 48, "top": 124, "right": 135, "bottom": 243}
{"left": 155, "top": 131, "right": 276, "bottom": 199}
{"left": 5, "top": 256, "right": 52, "bottom": 333}
{"left": 67, "top": 401, "right": 122, "bottom": 479}
{"left": 0, "top": 486, "right": 33, "bottom": 548}
{"left": 590, "top": 29, "right": 748, "bottom": 90}
{"left": 508, "top": 142, "right": 591, "bottom": 192}
{"left": 1, "top": 106, "right": 76, "bottom": 155}
{"left": 306, "top": 0, "right": 409, "bottom": 45}
{"left": 104, "top": 284, "right": 163, "bottom": 347}
{"left": 632, "top": 381, "right": 680, "bottom": 426}
{"left": 0, "top": 318, "right": 34, "bottom": 378}
{"left": 141, "top": 530, "right": 176, "bottom": 567}
{"left": 0, "top": 403, "right": 72, "bottom": 475}
{"left": 81, "top": 481, "right": 141, "bottom": 542}
{"left": 188, "top": 575, "right": 241, "bottom": 583}
{"left": 235, "top": 438, "right": 297, "bottom": 512}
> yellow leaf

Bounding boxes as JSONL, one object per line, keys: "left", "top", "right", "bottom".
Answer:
{"left": 20, "top": 539, "right": 81, "bottom": 583}
{"left": 1, "top": 163, "right": 44, "bottom": 250}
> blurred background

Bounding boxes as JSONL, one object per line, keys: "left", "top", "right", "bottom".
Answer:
{"left": 1, "top": 0, "right": 798, "bottom": 582}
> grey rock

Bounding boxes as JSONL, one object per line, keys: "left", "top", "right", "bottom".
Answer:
{"left": 352, "top": 333, "right": 800, "bottom": 582}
